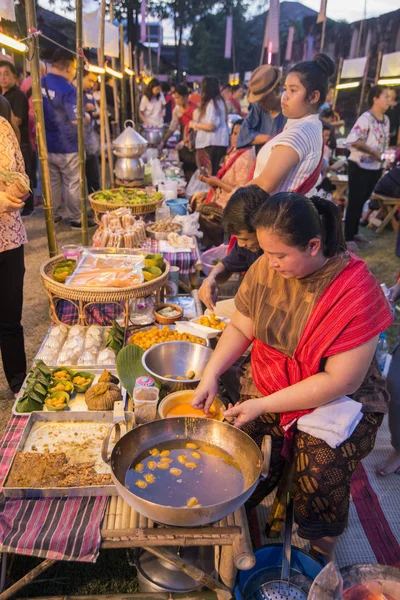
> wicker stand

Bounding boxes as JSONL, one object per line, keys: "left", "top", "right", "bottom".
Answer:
{"left": 89, "top": 190, "right": 164, "bottom": 224}
{"left": 0, "top": 501, "right": 254, "bottom": 600}
{"left": 40, "top": 254, "right": 170, "bottom": 328}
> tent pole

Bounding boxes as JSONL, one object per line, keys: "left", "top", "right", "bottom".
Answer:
{"left": 120, "top": 24, "right": 128, "bottom": 125}
{"left": 25, "top": 0, "right": 57, "bottom": 257}
{"left": 110, "top": 2, "right": 120, "bottom": 132}
{"left": 98, "top": 0, "right": 107, "bottom": 189}
{"left": 76, "top": 0, "right": 88, "bottom": 243}
{"left": 375, "top": 50, "right": 383, "bottom": 84}
{"left": 357, "top": 53, "right": 370, "bottom": 118}
{"left": 333, "top": 56, "right": 343, "bottom": 111}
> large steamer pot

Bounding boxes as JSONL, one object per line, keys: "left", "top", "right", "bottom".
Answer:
{"left": 142, "top": 341, "right": 213, "bottom": 392}
{"left": 142, "top": 126, "right": 164, "bottom": 145}
{"left": 102, "top": 417, "right": 263, "bottom": 527}
{"left": 114, "top": 157, "right": 144, "bottom": 181}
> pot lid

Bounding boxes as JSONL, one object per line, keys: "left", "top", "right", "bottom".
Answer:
{"left": 137, "top": 548, "right": 214, "bottom": 593}
{"left": 112, "top": 120, "right": 148, "bottom": 149}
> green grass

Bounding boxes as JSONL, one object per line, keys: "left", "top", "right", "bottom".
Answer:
{"left": 3, "top": 226, "right": 399, "bottom": 598}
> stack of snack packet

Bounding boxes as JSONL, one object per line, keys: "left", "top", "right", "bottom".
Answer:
{"left": 92, "top": 208, "right": 147, "bottom": 249}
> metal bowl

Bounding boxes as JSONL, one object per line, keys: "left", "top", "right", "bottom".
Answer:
{"left": 113, "top": 143, "right": 148, "bottom": 158}
{"left": 142, "top": 127, "right": 164, "bottom": 145}
{"left": 142, "top": 341, "right": 213, "bottom": 392}
{"left": 146, "top": 225, "right": 183, "bottom": 241}
{"left": 158, "top": 390, "right": 224, "bottom": 420}
{"left": 106, "top": 417, "right": 263, "bottom": 526}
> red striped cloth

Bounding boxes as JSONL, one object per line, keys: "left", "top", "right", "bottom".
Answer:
{"left": 252, "top": 255, "right": 394, "bottom": 442}
{"left": 0, "top": 417, "right": 108, "bottom": 562}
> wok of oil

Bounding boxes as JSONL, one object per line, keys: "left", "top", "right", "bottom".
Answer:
{"left": 125, "top": 440, "right": 244, "bottom": 508}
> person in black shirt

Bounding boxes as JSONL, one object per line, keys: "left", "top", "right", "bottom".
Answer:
{"left": 0, "top": 60, "right": 33, "bottom": 216}
{"left": 198, "top": 185, "right": 266, "bottom": 310}
{"left": 387, "top": 89, "right": 400, "bottom": 147}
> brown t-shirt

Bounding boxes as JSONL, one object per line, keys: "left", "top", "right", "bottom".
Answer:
{"left": 234, "top": 252, "right": 389, "bottom": 413}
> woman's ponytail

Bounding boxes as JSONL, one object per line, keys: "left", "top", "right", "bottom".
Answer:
{"left": 310, "top": 196, "right": 346, "bottom": 257}
{"left": 253, "top": 191, "right": 346, "bottom": 258}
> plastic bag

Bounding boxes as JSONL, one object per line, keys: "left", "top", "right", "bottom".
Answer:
{"left": 186, "top": 169, "right": 210, "bottom": 197}
{"left": 150, "top": 158, "right": 165, "bottom": 186}
{"left": 172, "top": 212, "right": 203, "bottom": 238}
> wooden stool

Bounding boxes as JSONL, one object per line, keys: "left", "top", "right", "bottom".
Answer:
{"left": 369, "top": 193, "right": 400, "bottom": 234}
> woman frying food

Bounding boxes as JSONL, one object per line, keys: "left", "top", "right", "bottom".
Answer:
{"left": 192, "top": 190, "right": 393, "bottom": 562}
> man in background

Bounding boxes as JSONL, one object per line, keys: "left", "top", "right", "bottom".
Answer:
{"left": 236, "top": 65, "right": 285, "bottom": 154}
{"left": 80, "top": 70, "right": 100, "bottom": 195}
{"left": 387, "top": 88, "right": 400, "bottom": 147}
{"left": 42, "top": 49, "right": 94, "bottom": 228}
{"left": 0, "top": 60, "right": 33, "bottom": 216}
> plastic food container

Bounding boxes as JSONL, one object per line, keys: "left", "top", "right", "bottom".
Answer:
{"left": 200, "top": 244, "right": 229, "bottom": 276}
{"left": 166, "top": 198, "right": 189, "bottom": 216}
{"left": 133, "top": 387, "right": 159, "bottom": 424}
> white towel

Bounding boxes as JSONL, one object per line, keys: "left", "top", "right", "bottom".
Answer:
{"left": 297, "top": 397, "right": 363, "bottom": 448}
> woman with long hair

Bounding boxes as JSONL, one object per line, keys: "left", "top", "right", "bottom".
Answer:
{"left": 193, "top": 188, "right": 392, "bottom": 562}
{"left": 250, "top": 54, "right": 336, "bottom": 197}
{"left": 189, "top": 76, "right": 229, "bottom": 175}
{"left": 139, "top": 78, "right": 165, "bottom": 128}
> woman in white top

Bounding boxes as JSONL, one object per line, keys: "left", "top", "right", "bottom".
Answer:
{"left": 189, "top": 77, "right": 230, "bottom": 175}
{"left": 344, "top": 85, "right": 390, "bottom": 245}
{"left": 139, "top": 78, "right": 166, "bottom": 128}
{"left": 251, "top": 54, "right": 335, "bottom": 196}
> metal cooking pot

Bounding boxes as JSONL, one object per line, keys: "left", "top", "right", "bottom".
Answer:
{"left": 102, "top": 417, "right": 265, "bottom": 527}
{"left": 142, "top": 126, "right": 164, "bottom": 146}
{"left": 142, "top": 341, "right": 213, "bottom": 392}
{"left": 112, "top": 120, "right": 148, "bottom": 159}
{"left": 114, "top": 157, "right": 144, "bottom": 181}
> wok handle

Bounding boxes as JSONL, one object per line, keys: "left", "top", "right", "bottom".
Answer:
{"left": 260, "top": 435, "right": 272, "bottom": 479}
{"left": 101, "top": 422, "right": 122, "bottom": 464}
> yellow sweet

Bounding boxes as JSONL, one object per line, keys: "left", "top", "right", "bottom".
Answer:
{"left": 185, "top": 462, "right": 198, "bottom": 470}
{"left": 170, "top": 468, "right": 182, "bottom": 476}
{"left": 129, "top": 326, "right": 206, "bottom": 351}
{"left": 185, "top": 442, "right": 198, "bottom": 449}
{"left": 150, "top": 448, "right": 159, "bottom": 457}
{"left": 157, "top": 461, "right": 170, "bottom": 470}
{"left": 148, "top": 460, "right": 157, "bottom": 470}
{"left": 187, "top": 497, "right": 199, "bottom": 507}
{"left": 144, "top": 474, "right": 155, "bottom": 484}
{"left": 196, "top": 313, "right": 227, "bottom": 331}
{"left": 135, "top": 480, "right": 147, "bottom": 489}
{"left": 177, "top": 455, "right": 187, "bottom": 464}
{"left": 134, "top": 463, "right": 144, "bottom": 472}
{"left": 160, "top": 450, "right": 170, "bottom": 457}
{"left": 191, "top": 451, "right": 202, "bottom": 460}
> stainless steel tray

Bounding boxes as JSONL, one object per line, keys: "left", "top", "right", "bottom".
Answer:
{"left": 12, "top": 368, "right": 122, "bottom": 417}
{"left": 3, "top": 410, "right": 134, "bottom": 499}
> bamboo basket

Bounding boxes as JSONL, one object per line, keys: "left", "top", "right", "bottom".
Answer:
{"left": 89, "top": 188, "right": 164, "bottom": 217}
{"left": 40, "top": 254, "right": 170, "bottom": 303}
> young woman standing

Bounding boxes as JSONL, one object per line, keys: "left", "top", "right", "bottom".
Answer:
{"left": 189, "top": 76, "right": 229, "bottom": 175}
{"left": 250, "top": 54, "right": 335, "bottom": 196}
{"left": 139, "top": 78, "right": 165, "bottom": 128}
{"left": 193, "top": 190, "right": 392, "bottom": 562}
{"left": 344, "top": 85, "right": 390, "bottom": 248}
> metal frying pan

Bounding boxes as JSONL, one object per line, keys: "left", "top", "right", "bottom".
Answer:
{"left": 252, "top": 495, "right": 308, "bottom": 600}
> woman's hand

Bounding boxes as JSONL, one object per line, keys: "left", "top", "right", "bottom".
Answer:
{"left": 191, "top": 376, "right": 219, "bottom": 414}
{"left": 0, "top": 191, "right": 25, "bottom": 214}
{"left": 198, "top": 277, "right": 218, "bottom": 311}
{"left": 199, "top": 174, "right": 219, "bottom": 187}
{"left": 223, "top": 399, "right": 265, "bottom": 429}
{"left": 189, "top": 120, "right": 197, "bottom": 131}
{"left": 389, "top": 281, "right": 400, "bottom": 303}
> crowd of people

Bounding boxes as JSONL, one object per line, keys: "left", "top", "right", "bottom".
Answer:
{"left": 0, "top": 44, "right": 400, "bottom": 566}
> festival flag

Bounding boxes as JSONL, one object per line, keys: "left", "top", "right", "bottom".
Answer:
{"left": 285, "top": 25, "right": 295, "bottom": 61}
{"left": 267, "top": 0, "right": 280, "bottom": 55}
{"left": 141, "top": 0, "right": 147, "bottom": 43}
{"left": 317, "top": 0, "right": 327, "bottom": 24}
{"left": 224, "top": 14, "right": 233, "bottom": 59}
{"left": 105, "top": 22, "right": 119, "bottom": 57}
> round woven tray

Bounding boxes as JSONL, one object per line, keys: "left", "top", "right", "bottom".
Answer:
{"left": 89, "top": 189, "right": 164, "bottom": 216}
{"left": 41, "top": 254, "right": 170, "bottom": 302}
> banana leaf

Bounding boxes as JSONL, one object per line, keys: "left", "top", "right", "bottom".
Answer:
{"left": 16, "top": 395, "right": 43, "bottom": 413}
{"left": 116, "top": 344, "right": 158, "bottom": 395}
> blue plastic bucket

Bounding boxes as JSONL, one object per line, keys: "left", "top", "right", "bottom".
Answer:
{"left": 235, "top": 545, "right": 324, "bottom": 600}
{"left": 166, "top": 198, "right": 189, "bottom": 216}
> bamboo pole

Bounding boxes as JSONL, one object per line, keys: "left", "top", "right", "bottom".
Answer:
{"left": 104, "top": 92, "right": 115, "bottom": 187}
{"left": 375, "top": 50, "right": 383, "bottom": 84}
{"left": 76, "top": 0, "right": 88, "bottom": 242}
{"left": 120, "top": 24, "right": 128, "bottom": 125}
{"left": 357, "top": 53, "right": 370, "bottom": 118}
{"left": 25, "top": 0, "right": 57, "bottom": 257}
{"left": 333, "top": 56, "right": 343, "bottom": 111}
{"left": 110, "top": 2, "right": 120, "bottom": 131}
{"left": 320, "top": 17, "right": 327, "bottom": 52}
{"left": 98, "top": 0, "right": 106, "bottom": 190}
{"left": 128, "top": 42, "right": 135, "bottom": 121}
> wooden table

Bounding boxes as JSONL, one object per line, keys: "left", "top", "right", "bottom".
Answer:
{"left": 328, "top": 173, "right": 348, "bottom": 205}
{"left": 0, "top": 500, "right": 254, "bottom": 600}
{"left": 368, "top": 193, "right": 400, "bottom": 234}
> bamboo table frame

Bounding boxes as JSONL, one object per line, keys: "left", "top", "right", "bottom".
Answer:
{"left": 0, "top": 500, "right": 255, "bottom": 600}
{"left": 368, "top": 193, "right": 400, "bottom": 234}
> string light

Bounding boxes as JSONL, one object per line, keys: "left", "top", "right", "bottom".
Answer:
{"left": 125, "top": 67, "right": 134, "bottom": 76}
{"left": 377, "top": 78, "right": 400, "bottom": 86}
{"left": 105, "top": 65, "right": 123, "bottom": 79}
{"left": 86, "top": 64, "right": 105, "bottom": 75}
{"left": 0, "top": 33, "right": 28, "bottom": 53}
{"left": 336, "top": 82, "right": 360, "bottom": 90}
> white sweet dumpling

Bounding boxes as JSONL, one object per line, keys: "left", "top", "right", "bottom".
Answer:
{"left": 84, "top": 336, "right": 100, "bottom": 350}
{"left": 45, "top": 337, "right": 62, "bottom": 350}
{"left": 97, "top": 349, "right": 116, "bottom": 364}
{"left": 69, "top": 325, "right": 84, "bottom": 337}
{"left": 77, "top": 351, "right": 96, "bottom": 365}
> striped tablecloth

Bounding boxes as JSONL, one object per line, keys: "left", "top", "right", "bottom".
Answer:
{"left": 142, "top": 238, "right": 198, "bottom": 275}
{"left": 0, "top": 416, "right": 107, "bottom": 562}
